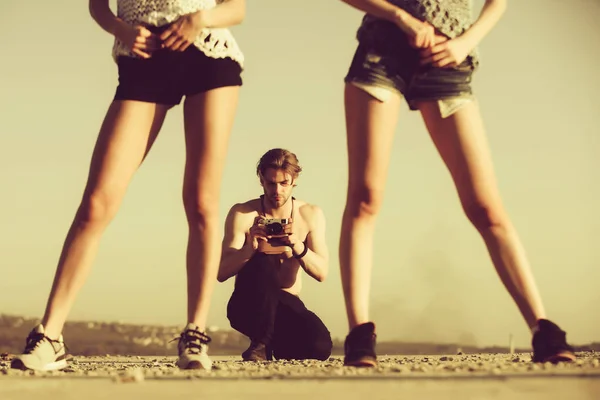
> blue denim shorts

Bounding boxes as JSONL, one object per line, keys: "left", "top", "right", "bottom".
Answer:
{"left": 345, "top": 20, "right": 476, "bottom": 112}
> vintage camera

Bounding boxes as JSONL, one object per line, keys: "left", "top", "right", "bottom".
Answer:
{"left": 260, "top": 218, "right": 289, "bottom": 236}
{"left": 258, "top": 218, "right": 290, "bottom": 252}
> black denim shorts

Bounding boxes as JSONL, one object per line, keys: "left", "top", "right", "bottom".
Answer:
{"left": 114, "top": 25, "right": 243, "bottom": 106}
{"left": 345, "top": 20, "right": 476, "bottom": 110}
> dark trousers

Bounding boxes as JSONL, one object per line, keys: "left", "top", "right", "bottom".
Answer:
{"left": 227, "top": 253, "right": 333, "bottom": 361}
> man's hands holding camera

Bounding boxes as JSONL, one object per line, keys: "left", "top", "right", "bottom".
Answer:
{"left": 269, "top": 220, "right": 302, "bottom": 252}
{"left": 247, "top": 217, "right": 303, "bottom": 256}
{"left": 246, "top": 217, "right": 268, "bottom": 251}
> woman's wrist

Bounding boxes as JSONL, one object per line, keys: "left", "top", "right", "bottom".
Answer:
{"left": 192, "top": 9, "right": 210, "bottom": 29}
{"left": 109, "top": 18, "right": 127, "bottom": 38}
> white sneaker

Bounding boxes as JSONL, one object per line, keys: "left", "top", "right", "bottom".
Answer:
{"left": 11, "top": 324, "right": 68, "bottom": 371}
{"left": 175, "top": 323, "right": 212, "bottom": 370}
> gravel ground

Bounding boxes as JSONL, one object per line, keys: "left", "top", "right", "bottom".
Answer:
{"left": 2, "top": 353, "right": 599, "bottom": 400}
{"left": 1, "top": 352, "right": 599, "bottom": 380}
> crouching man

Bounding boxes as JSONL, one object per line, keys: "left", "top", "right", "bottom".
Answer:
{"left": 218, "top": 148, "right": 332, "bottom": 361}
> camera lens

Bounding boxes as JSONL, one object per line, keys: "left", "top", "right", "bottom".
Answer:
{"left": 268, "top": 223, "right": 283, "bottom": 235}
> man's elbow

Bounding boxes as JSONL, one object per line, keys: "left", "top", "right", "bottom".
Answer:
{"left": 316, "top": 267, "right": 329, "bottom": 283}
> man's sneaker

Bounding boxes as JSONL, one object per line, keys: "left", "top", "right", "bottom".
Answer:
{"left": 532, "top": 319, "right": 576, "bottom": 363}
{"left": 343, "top": 322, "right": 377, "bottom": 367}
{"left": 10, "top": 324, "right": 69, "bottom": 371}
{"left": 174, "top": 323, "right": 212, "bottom": 370}
{"left": 241, "top": 341, "right": 273, "bottom": 362}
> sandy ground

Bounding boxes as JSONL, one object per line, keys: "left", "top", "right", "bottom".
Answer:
{"left": 2, "top": 352, "right": 599, "bottom": 399}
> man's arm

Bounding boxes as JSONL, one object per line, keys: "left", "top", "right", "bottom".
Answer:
{"left": 291, "top": 206, "right": 329, "bottom": 282}
{"left": 217, "top": 204, "right": 255, "bottom": 282}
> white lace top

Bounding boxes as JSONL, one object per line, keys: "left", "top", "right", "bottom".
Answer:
{"left": 112, "top": 0, "right": 244, "bottom": 68}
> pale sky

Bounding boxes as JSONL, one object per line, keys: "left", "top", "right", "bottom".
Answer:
{"left": 1, "top": 0, "right": 599, "bottom": 349}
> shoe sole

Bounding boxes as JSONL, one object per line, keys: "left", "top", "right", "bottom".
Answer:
{"left": 541, "top": 351, "right": 576, "bottom": 364}
{"left": 176, "top": 359, "right": 212, "bottom": 371}
{"left": 344, "top": 357, "right": 378, "bottom": 368}
{"left": 10, "top": 358, "right": 68, "bottom": 372}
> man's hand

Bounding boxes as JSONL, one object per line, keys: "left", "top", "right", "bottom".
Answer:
{"left": 160, "top": 11, "right": 207, "bottom": 51}
{"left": 247, "top": 217, "right": 268, "bottom": 251}
{"left": 419, "top": 36, "right": 473, "bottom": 68}
{"left": 267, "top": 219, "right": 304, "bottom": 254}
{"left": 114, "top": 22, "right": 161, "bottom": 58}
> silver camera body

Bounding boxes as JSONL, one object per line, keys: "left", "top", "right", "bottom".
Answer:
{"left": 259, "top": 218, "right": 289, "bottom": 236}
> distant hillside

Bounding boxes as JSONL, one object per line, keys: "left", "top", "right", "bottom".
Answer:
{"left": 2, "top": 314, "right": 598, "bottom": 357}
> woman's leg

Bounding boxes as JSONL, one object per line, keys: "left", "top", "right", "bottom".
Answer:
{"left": 41, "top": 100, "right": 169, "bottom": 339}
{"left": 418, "top": 100, "right": 546, "bottom": 328}
{"left": 339, "top": 84, "right": 401, "bottom": 330}
{"left": 181, "top": 86, "right": 239, "bottom": 330}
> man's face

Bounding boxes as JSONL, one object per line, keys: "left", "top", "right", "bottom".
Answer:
{"left": 260, "top": 168, "right": 295, "bottom": 209}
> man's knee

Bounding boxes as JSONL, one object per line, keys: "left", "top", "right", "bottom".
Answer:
{"left": 307, "top": 314, "right": 333, "bottom": 360}
{"left": 311, "top": 335, "right": 333, "bottom": 361}
{"left": 226, "top": 295, "right": 244, "bottom": 330}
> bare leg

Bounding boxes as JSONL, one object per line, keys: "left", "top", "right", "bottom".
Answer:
{"left": 182, "top": 86, "right": 239, "bottom": 331}
{"left": 339, "top": 84, "right": 401, "bottom": 330}
{"left": 419, "top": 100, "right": 546, "bottom": 328}
{"left": 42, "top": 101, "right": 169, "bottom": 339}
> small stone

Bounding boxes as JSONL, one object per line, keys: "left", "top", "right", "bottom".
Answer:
{"left": 528, "top": 363, "right": 541, "bottom": 371}
{"left": 113, "top": 368, "right": 145, "bottom": 383}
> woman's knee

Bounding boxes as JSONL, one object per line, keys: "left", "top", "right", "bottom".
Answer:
{"left": 182, "top": 191, "right": 219, "bottom": 228}
{"left": 346, "top": 186, "right": 385, "bottom": 219}
{"left": 463, "top": 200, "right": 508, "bottom": 231}
{"left": 76, "top": 191, "right": 120, "bottom": 229}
